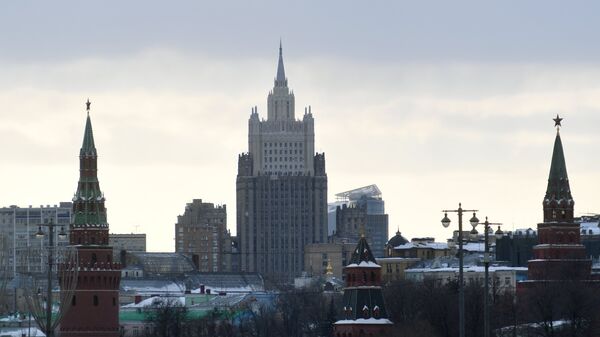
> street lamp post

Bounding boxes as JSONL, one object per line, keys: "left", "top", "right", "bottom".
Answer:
{"left": 35, "top": 218, "right": 67, "bottom": 337}
{"left": 469, "top": 216, "right": 503, "bottom": 337}
{"left": 441, "top": 203, "right": 479, "bottom": 337}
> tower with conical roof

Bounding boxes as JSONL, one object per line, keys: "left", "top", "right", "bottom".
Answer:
{"left": 522, "top": 116, "right": 592, "bottom": 287}
{"left": 237, "top": 43, "right": 327, "bottom": 283}
{"left": 333, "top": 235, "right": 393, "bottom": 336}
{"left": 60, "top": 100, "right": 121, "bottom": 337}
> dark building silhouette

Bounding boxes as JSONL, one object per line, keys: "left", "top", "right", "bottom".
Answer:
{"left": 60, "top": 102, "right": 121, "bottom": 337}
{"left": 495, "top": 229, "right": 538, "bottom": 267}
{"left": 236, "top": 44, "right": 327, "bottom": 283}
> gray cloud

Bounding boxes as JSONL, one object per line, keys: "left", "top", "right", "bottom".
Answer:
{"left": 2, "top": 2, "right": 600, "bottom": 250}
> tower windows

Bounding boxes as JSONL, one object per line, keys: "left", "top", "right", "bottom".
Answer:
{"left": 72, "top": 296, "right": 76, "bottom": 306}
{"left": 93, "top": 295, "right": 99, "bottom": 306}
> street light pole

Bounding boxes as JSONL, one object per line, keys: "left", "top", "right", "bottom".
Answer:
{"left": 441, "top": 203, "right": 478, "bottom": 337}
{"left": 46, "top": 223, "right": 54, "bottom": 337}
{"left": 36, "top": 218, "right": 67, "bottom": 337}
{"left": 470, "top": 217, "right": 503, "bottom": 337}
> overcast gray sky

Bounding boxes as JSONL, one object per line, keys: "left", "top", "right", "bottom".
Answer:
{"left": 1, "top": 1, "right": 600, "bottom": 251}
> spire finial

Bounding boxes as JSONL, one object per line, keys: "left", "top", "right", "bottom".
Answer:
{"left": 275, "top": 40, "right": 286, "bottom": 86}
{"left": 553, "top": 114, "right": 563, "bottom": 131}
{"left": 86, "top": 98, "right": 91, "bottom": 114}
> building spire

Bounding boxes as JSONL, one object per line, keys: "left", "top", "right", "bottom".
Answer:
{"left": 275, "top": 40, "right": 287, "bottom": 87}
{"left": 543, "top": 115, "right": 573, "bottom": 222}
{"left": 81, "top": 99, "right": 97, "bottom": 157}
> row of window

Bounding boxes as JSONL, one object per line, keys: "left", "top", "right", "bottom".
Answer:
{"left": 265, "top": 156, "right": 304, "bottom": 163}
{"left": 264, "top": 142, "right": 303, "bottom": 148}
{"left": 263, "top": 164, "right": 304, "bottom": 169}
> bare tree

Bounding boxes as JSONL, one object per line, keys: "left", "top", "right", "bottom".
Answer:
{"left": 144, "top": 297, "right": 188, "bottom": 337}
{"left": 0, "top": 234, "right": 10, "bottom": 315}
{"left": 20, "top": 246, "right": 78, "bottom": 336}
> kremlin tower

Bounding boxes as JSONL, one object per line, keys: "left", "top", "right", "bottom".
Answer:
{"left": 521, "top": 115, "right": 592, "bottom": 289}
{"left": 333, "top": 235, "right": 393, "bottom": 336}
{"left": 60, "top": 100, "right": 121, "bottom": 337}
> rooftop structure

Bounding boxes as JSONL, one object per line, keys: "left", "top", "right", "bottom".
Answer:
{"left": 335, "top": 184, "right": 382, "bottom": 202}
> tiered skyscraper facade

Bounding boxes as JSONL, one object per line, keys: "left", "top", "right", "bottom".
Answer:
{"left": 237, "top": 44, "right": 328, "bottom": 283}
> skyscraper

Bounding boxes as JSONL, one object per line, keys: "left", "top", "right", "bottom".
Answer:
{"left": 60, "top": 101, "right": 121, "bottom": 337}
{"left": 236, "top": 43, "right": 328, "bottom": 283}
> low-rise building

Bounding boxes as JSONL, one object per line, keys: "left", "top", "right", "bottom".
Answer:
{"left": 390, "top": 238, "right": 451, "bottom": 260}
{"left": 405, "top": 266, "right": 528, "bottom": 292}
{"left": 376, "top": 257, "right": 420, "bottom": 283}
{"left": 304, "top": 242, "right": 355, "bottom": 280}
{"left": 109, "top": 233, "right": 147, "bottom": 256}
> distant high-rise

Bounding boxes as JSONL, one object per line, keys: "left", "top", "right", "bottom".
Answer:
{"left": 236, "top": 43, "right": 328, "bottom": 283}
{"left": 332, "top": 185, "right": 389, "bottom": 257}
{"left": 0, "top": 202, "right": 72, "bottom": 276}
{"left": 175, "top": 199, "right": 231, "bottom": 272}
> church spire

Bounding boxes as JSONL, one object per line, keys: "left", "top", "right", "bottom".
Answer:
{"left": 275, "top": 40, "right": 287, "bottom": 87}
{"left": 543, "top": 114, "right": 574, "bottom": 222}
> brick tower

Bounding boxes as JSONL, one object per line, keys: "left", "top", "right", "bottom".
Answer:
{"left": 522, "top": 115, "right": 592, "bottom": 288}
{"left": 60, "top": 100, "right": 121, "bottom": 337}
{"left": 333, "top": 235, "right": 393, "bottom": 337}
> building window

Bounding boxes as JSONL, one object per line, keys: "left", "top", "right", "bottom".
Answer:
{"left": 93, "top": 295, "right": 99, "bottom": 306}
{"left": 72, "top": 296, "right": 76, "bottom": 306}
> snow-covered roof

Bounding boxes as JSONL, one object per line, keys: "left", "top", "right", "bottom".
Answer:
{"left": 580, "top": 222, "right": 600, "bottom": 235}
{"left": 190, "top": 285, "right": 256, "bottom": 294}
{"left": 122, "top": 296, "right": 185, "bottom": 308}
{"left": 406, "top": 266, "right": 528, "bottom": 273}
{"left": 376, "top": 257, "right": 421, "bottom": 262}
{"left": 345, "top": 261, "right": 381, "bottom": 268}
{"left": 120, "top": 279, "right": 185, "bottom": 295}
{"left": 462, "top": 242, "right": 485, "bottom": 253}
{"left": 394, "top": 242, "right": 449, "bottom": 250}
{"left": 0, "top": 328, "right": 45, "bottom": 336}
{"left": 334, "top": 318, "right": 393, "bottom": 325}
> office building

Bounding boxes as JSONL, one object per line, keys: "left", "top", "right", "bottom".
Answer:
{"left": 236, "top": 43, "right": 328, "bottom": 282}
